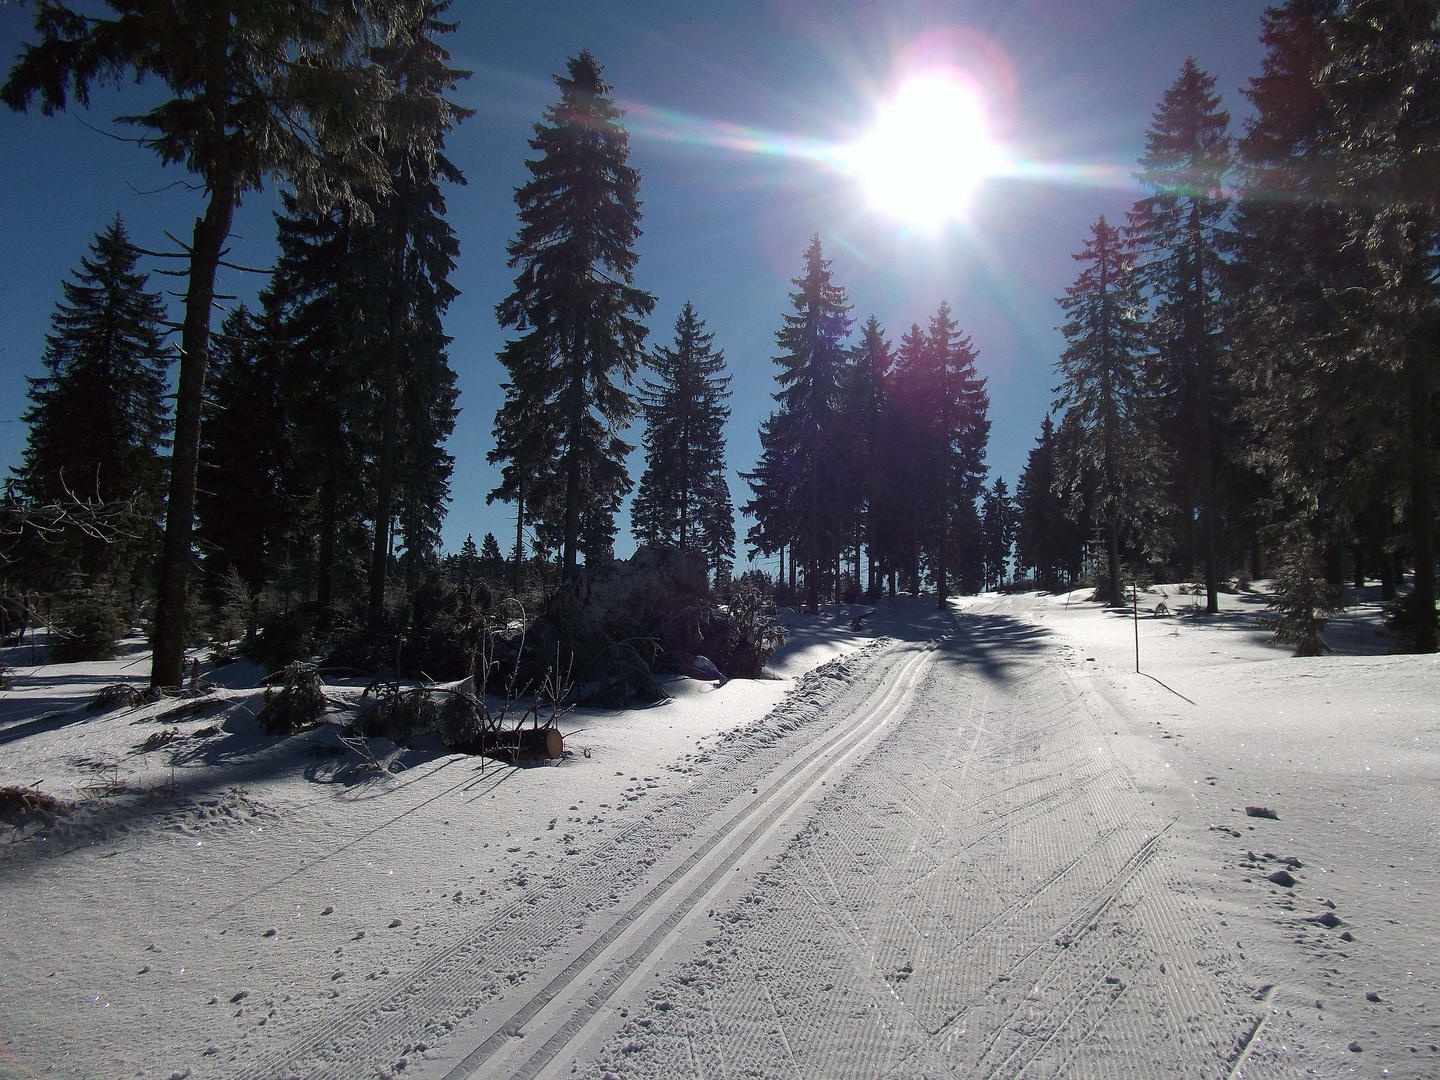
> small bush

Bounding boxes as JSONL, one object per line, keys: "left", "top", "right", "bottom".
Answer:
{"left": 257, "top": 663, "right": 327, "bottom": 734}
{"left": 356, "top": 686, "right": 437, "bottom": 743}
{"left": 705, "top": 584, "right": 786, "bottom": 678}
{"left": 245, "top": 604, "right": 348, "bottom": 671}
{"left": 1384, "top": 590, "right": 1439, "bottom": 651}
{"left": 139, "top": 726, "right": 182, "bottom": 752}
{"left": 1264, "top": 539, "right": 1344, "bottom": 657}
{"left": 0, "top": 785, "right": 71, "bottom": 827}
{"left": 52, "top": 587, "right": 129, "bottom": 662}
{"left": 88, "top": 682, "right": 152, "bottom": 712}
{"left": 438, "top": 692, "right": 485, "bottom": 749}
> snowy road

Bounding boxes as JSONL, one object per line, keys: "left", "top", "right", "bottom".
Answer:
{"left": 415, "top": 603, "right": 1305, "bottom": 1080}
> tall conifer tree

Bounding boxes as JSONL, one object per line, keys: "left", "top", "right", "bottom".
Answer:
{"left": 1129, "top": 58, "right": 1232, "bottom": 613}
{"left": 268, "top": 195, "right": 374, "bottom": 610}
{"left": 4, "top": 0, "right": 409, "bottom": 688}
{"left": 774, "top": 237, "right": 852, "bottom": 611}
{"left": 1055, "top": 216, "right": 1169, "bottom": 606}
{"left": 1323, "top": 0, "right": 1440, "bottom": 651}
{"left": 923, "top": 302, "right": 989, "bottom": 606}
{"left": 981, "top": 477, "right": 1016, "bottom": 591}
{"left": 1015, "top": 415, "right": 1070, "bottom": 590}
{"left": 14, "top": 217, "right": 171, "bottom": 590}
{"left": 196, "top": 304, "right": 291, "bottom": 601}
{"left": 492, "top": 51, "right": 653, "bottom": 581}
{"left": 631, "top": 303, "right": 734, "bottom": 582}
{"left": 844, "top": 315, "right": 892, "bottom": 597}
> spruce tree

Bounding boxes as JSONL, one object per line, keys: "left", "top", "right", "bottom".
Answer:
{"left": 1129, "top": 58, "right": 1232, "bottom": 614}
{"left": 364, "top": 1, "right": 470, "bottom": 620}
{"left": 981, "top": 477, "right": 1016, "bottom": 591}
{"left": 768, "top": 236, "right": 853, "bottom": 612}
{"left": 631, "top": 303, "right": 734, "bottom": 581}
{"left": 1015, "top": 415, "right": 1069, "bottom": 590}
{"left": 1227, "top": 1, "right": 1383, "bottom": 628}
{"left": 740, "top": 413, "right": 802, "bottom": 596}
{"left": 196, "top": 304, "right": 291, "bottom": 601}
{"left": 14, "top": 217, "right": 171, "bottom": 591}
{"left": 844, "top": 316, "right": 892, "bottom": 598}
{"left": 883, "top": 322, "right": 932, "bottom": 594}
{"left": 478, "top": 532, "right": 505, "bottom": 579}
{"left": 492, "top": 51, "right": 654, "bottom": 581}
{"left": 923, "top": 302, "right": 990, "bottom": 606}
{"left": 268, "top": 195, "right": 375, "bottom": 610}
{"left": 5, "top": 0, "right": 408, "bottom": 688}
{"left": 1323, "top": 0, "right": 1440, "bottom": 651}
{"left": 1055, "top": 216, "right": 1170, "bottom": 606}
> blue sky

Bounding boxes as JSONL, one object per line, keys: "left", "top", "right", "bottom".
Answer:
{"left": 0, "top": 0, "right": 1273, "bottom": 576}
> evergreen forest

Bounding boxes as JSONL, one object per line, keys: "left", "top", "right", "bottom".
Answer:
{"left": 2, "top": 0, "right": 1438, "bottom": 699}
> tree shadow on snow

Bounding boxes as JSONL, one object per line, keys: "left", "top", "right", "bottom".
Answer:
{"left": 930, "top": 610, "right": 1052, "bottom": 685}
{"left": 0, "top": 709, "right": 514, "bottom": 874}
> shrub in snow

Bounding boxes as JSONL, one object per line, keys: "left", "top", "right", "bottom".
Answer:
{"left": 51, "top": 587, "right": 128, "bottom": 662}
{"left": 210, "top": 565, "right": 257, "bottom": 646}
{"left": 0, "top": 786, "right": 71, "bottom": 829}
{"left": 323, "top": 569, "right": 494, "bottom": 682}
{"left": 507, "top": 548, "right": 786, "bottom": 706}
{"left": 707, "top": 582, "right": 786, "bottom": 679}
{"left": 438, "top": 692, "right": 484, "bottom": 748}
{"left": 87, "top": 682, "right": 153, "bottom": 711}
{"left": 1264, "top": 539, "right": 1344, "bottom": 657}
{"left": 1383, "top": 589, "right": 1439, "bottom": 651}
{"left": 403, "top": 573, "right": 494, "bottom": 680}
{"left": 257, "top": 663, "right": 326, "bottom": 734}
{"left": 245, "top": 603, "right": 351, "bottom": 671}
{"left": 356, "top": 684, "right": 438, "bottom": 744}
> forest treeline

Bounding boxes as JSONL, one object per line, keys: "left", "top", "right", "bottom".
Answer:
{"left": 2, "top": 0, "right": 1438, "bottom": 683}
{"left": 1012, "top": 0, "right": 1439, "bottom": 653}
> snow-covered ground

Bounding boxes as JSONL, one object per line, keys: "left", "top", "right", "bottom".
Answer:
{"left": 0, "top": 586, "right": 1434, "bottom": 1080}
{"left": 0, "top": 607, "right": 878, "bottom": 1079}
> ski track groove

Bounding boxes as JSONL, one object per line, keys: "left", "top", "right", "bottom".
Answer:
{"left": 226, "top": 639, "right": 913, "bottom": 1080}
{"left": 460, "top": 640, "right": 939, "bottom": 1080}
{"left": 569, "top": 609, "right": 1304, "bottom": 1080}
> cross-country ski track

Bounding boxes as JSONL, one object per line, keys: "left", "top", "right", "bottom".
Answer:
{"left": 6, "top": 591, "right": 1436, "bottom": 1080}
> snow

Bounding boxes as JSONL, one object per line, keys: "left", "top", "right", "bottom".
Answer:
{"left": 0, "top": 586, "right": 1435, "bottom": 1079}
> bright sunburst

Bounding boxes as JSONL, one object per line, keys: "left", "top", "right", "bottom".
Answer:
{"left": 848, "top": 72, "right": 1002, "bottom": 230}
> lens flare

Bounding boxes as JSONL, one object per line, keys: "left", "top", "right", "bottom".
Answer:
{"left": 845, "top": 73, "right": 1003, "bottom": 230}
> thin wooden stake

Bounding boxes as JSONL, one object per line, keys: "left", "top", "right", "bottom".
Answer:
{"left": 1133, "top": 580, "right": 1140, "bottom": 673}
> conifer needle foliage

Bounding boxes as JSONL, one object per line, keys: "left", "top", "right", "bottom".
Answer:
{"left": 632, "top": 303, "right": 736, "bottom": 584}
{"left": 492, "top": 51, "right": 655, "bottom": 580}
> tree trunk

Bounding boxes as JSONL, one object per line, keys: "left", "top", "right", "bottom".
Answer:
{"left": 1324, "top": 541, "right": 1343, "bottom": 588}
{"left": 450, "top": 725, "right": 563, "bottom": 760}
{"left": 513, "top": 492, "right": 526, "bottom": 593}
{"left": 1189, "top": 203, "right": 1219, "bottom": 616}
{"left": 563, "top": 348, "right": 584, "bottom": 582}
{"left": 151, "top": 173, "right": 237, "bottom": 689}
{"left": 1405, "top": 323, "right": 1436, "bottom": 651}
{"left": 317, "top": 476, "right": 336, "bottom": 608}
{"left": 368, "top": 197, "right": 409, "bottom": 628}
{"left": 806, "top": 437, "right": 818, "bottom": 614}
{"left": 936, "top": 512, "right": 948, "bottom": 609}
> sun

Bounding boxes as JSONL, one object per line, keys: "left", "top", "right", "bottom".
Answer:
{"left": 848, "top": 72, "right": 1002, "bottom": 230}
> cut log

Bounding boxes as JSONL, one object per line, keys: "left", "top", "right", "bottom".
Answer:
{"left": 452, "top": 726, "right": 563, "bottom": 760}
